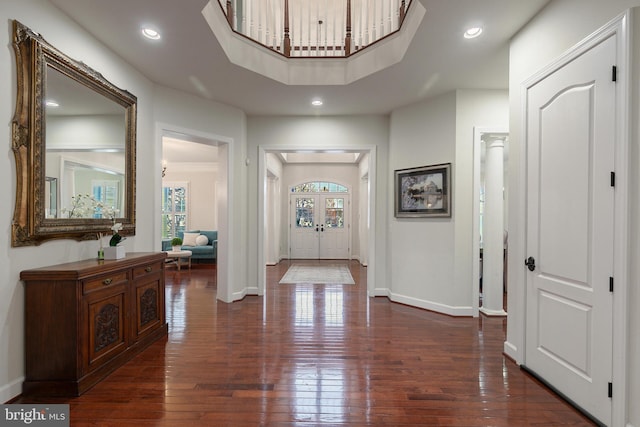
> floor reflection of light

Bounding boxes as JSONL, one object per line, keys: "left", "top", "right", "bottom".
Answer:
{"left": 324, "top": 288, "right": 344, "bottom": 326}
{"left": 294, "top": 287, "right": 315, "bottom": 325}
{"left": 290, "top": 284, "right": 348, "bottom": 423}
{"left": 478, "top": 321, "right": 487, "bottom": 397}
{"left": 164, "top": 284, "right": 187, "bottom": 398}
{"left": 291, "top": 351, "right": 348, "bottom": 422}
{"left": 165, "top": 286, "right": 186, "bottom": 342}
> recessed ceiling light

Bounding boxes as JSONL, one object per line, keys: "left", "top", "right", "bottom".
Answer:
{"left": 142, "top": 27, "right": 161, "bottom": 40}
{"left": 311, "top": 99, "right": 323, "bottom": 106}
{"left": 464, "top": 27, "right": 483, "bottom": 39}
{"left": 46, "top": 100, "right": 59, "bottom": 107}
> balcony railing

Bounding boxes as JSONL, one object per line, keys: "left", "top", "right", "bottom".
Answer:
{"left": 218, "top": 0, "right": 412, "bottom": 57}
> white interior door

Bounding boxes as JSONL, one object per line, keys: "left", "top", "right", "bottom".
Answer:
{"left": 524, "top": 35, "right": 615, "bottom": 425}
{"left": 290, "top": 194, "right": 349, "bottom": 259}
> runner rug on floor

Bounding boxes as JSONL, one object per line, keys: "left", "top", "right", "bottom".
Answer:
{"left": 279, "top": 265, "right": 355, "bottom": 285}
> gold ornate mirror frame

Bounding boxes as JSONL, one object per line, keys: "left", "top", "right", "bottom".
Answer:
{"left": 11, "top": 20, "right": 137, "bottom": 246}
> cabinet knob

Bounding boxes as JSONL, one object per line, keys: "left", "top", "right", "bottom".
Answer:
{"left": 145, "top": 266, "right": 152, "bottom": 273}
{"left": 102, "top": 278, "right": 112, "bottom": 285}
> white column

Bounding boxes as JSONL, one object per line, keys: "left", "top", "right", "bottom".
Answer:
{"left": 480, "top": 137, "right": 507, "bottom": 316}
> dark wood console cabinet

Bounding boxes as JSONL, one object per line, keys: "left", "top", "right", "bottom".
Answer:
{"left": 20, "top": 252, "right": 168, "bottom": 396}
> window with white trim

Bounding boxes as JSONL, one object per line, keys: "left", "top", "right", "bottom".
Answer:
{"left": 161, "top": 182, "right": 189, "bottom": 238}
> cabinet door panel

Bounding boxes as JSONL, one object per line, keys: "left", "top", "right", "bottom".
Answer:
{"left": 133, "top": 276, "right": 164, "bottom": 340}
{"left": 85, "top": 290, "right": 127, "bottom": 373}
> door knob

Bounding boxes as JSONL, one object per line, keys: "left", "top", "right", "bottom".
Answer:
{"left": 524, "top": 256, "right": 536, "bottom": 271}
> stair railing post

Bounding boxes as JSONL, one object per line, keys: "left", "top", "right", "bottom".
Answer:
{"left": 399, "top": 0, "right": 406, "bottom": 25}
{"left": 283, "top": 0, "right": 291, "bottom": 56}
{"left": 226, "top": 0, "right": 234, "bottom": 28}
{"left": 344, "top": 0, "right": 352, "bottom": 56}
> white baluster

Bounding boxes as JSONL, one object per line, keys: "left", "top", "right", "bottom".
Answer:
{"left": 241, "top": 0, "right": 247, "bottom": 35}
{"left": 248, "top": 0, "right": 253, "bottom": 40}
{"left": 358, "top": 0, "right": 363, "bottom": 50}
{"left": 387, "top": 0, "right": 392, "bottom": 35}
{"left": 364, "top": 0, "right": 369, "bottom": 45}
{"left": 324, "top": 0, "right": 328, "bottom": 56}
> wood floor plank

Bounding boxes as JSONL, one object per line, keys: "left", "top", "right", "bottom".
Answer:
{"left": 13, "top": 260, "right": 596, "bottom": 426}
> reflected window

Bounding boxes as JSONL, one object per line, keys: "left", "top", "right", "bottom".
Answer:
{"left": 162, "top": 182, "right": 189, "bottom": 238}
{"left": 92, "top": 180, "right": 120, "bottom": 218}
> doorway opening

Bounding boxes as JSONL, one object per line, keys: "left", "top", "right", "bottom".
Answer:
{"left": 159, "top": 128, "right": 230, "bottom": 300}
{"left": 257, "top": 147, "right": 377, "bottom": 297}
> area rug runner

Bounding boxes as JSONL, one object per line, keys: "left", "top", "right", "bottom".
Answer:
{"left": 279, "top": 265, "right": 355, "bottom": 285}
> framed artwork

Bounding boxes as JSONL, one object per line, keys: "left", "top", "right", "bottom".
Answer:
{"left": 394, "top": 163, "right": 451, "bottom": 218}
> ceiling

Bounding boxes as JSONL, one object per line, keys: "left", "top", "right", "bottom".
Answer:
{"left": 48, "top": 0, "right": 550, "bottom": 117}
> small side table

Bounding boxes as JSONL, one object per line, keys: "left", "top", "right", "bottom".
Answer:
{"left": 165, "top": 250, "right": 192, "bottom": 271}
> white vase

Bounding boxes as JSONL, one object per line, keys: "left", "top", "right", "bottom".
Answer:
{"left": 104, "top": 246, "right": 126, "bottom": 260}
{"left": 172, "top": 246, "right": 181, "bottom": 252}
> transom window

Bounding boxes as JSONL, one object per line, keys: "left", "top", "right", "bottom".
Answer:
{"left": 291, "top": 181, "right": 348, "bottom": 193}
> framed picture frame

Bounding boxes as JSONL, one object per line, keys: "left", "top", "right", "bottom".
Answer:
{"left": 394, "top": 163, "right": 451, "bottom": 218}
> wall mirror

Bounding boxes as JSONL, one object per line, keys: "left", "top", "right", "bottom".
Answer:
{"left": 11, "top": 20, "right": 137, "bottom": 246}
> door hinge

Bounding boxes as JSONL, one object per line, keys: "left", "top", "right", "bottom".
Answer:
{"left": 609, "top": 277, "right": 614, "bottom": 292}
{"left": 612, "top": 65, "right": 617, "bottom": 82}
{"left": 608, "top": 382, "right": 613, "bottom": 398}
{"left": 610, "top": 171, "right": 615, "bottom": 187}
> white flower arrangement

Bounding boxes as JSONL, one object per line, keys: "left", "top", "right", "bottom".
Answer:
{"left": 61, "top": 194, "right": 118, "bottom": 219}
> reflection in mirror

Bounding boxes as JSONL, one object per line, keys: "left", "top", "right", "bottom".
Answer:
{"left": 11, "top": 20, "right": 137, "bottom": 246}
{"left": 45, "top": 177, "right": 58, "bottom": 218}
{"left": 56, "top": 157, "right": 125, "bottom": 218}
{"left": 45, "top": 66, "right": 127, "bottom": 219}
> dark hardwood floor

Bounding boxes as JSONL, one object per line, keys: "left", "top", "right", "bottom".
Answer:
{"left": 14, "top": 260, "right": 595, "bottom": 426}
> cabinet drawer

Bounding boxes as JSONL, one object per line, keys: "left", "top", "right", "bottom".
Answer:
{"left": 83, "top": 272, "right": 128, "bottom": 294}
{"left": 133, "top": 261, "right": 163, "bottom": 279}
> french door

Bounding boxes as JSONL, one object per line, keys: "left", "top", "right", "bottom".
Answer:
{"left": 290, "top": 194, "right": 349, "bottom": 259}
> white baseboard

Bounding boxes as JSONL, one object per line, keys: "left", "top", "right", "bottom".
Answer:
{"left": 503, "top": 341, "right": 518, "bottom": 363}
{"left": 0, "top": 377, "right": 23, "bottom": 403}
{"left": 388, "top": 291, "right": 474, "bottom": 316}
{"left": 231, "top": 288, "right": 249, "bottom": 301}
{"left": 244, "top": 286, "right": 259, "bottom": 295}
{"left": 373, "top": 288, "right": 389, "bottom": 297}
